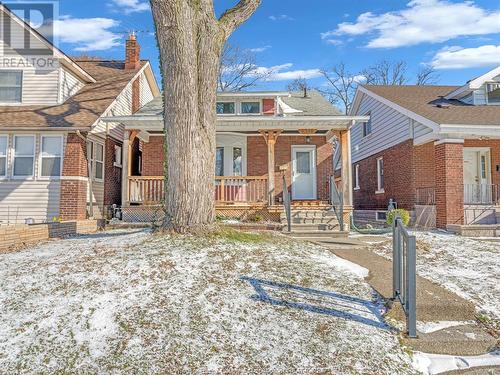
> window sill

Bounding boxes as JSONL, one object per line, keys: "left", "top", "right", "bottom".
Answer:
{"left": 354, "top": 187, "right": 360, "bottom": 191}
{"left": 113, "top": 162, "right": 122, "bottom": 168}
{"left": 375, "top": 189, "right": 385, "bottom": 194}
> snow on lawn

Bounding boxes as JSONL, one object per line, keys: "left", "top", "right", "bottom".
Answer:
{"left": 371, "top": 231, "right": 500, "bottom": 319}
{"left": 0, "top": 229, "right": 416, "bottom": 374}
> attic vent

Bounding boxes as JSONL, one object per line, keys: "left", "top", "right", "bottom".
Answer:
{"left": 436, "top": 103, "right": 450, "bottom": 109}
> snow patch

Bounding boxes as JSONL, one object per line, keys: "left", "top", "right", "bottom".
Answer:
{"left": 412, "top": 350, "right": 500, "bottom": 375}
{"left": 312, "top": 253, "right": 369, "bottom": 279}
{"left": 416, "top": 321, "right": 475, "bottom": 334}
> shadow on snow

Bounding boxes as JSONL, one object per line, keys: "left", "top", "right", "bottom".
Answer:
{"left": 241, "top": 276, "right": 387, "bottom": 330}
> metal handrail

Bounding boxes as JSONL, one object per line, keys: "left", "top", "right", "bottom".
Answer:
{"left": 464, "top": 183, "right": 500, "bottom": 205}
{"left": 392, "top": 215, "right": 417, "bottom": 338}
{"left": 282, "top": 175, "right": 291, "bottom": 232}
{"left": 329, "top": 136, "right": 344, "bottom": 231}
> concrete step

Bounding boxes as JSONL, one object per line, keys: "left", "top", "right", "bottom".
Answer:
{"left": 283, "top": 217, "right": 339, "bottom": 225}
{"left": 284, "top": 230, "right": 349, "bottom": 238}
{"left": 283, "top": 223, "right": 340, "bottom": 232}
{"left": 280, "top": 210, "right": 336, "bottom": 219}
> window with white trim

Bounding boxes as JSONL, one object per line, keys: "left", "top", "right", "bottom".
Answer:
{"left": 40, "top": 136, "right": 62, "bottom": 177}
{"left": 376, "top": 157, "right": 384, "bottom": 193}
{"left": 233, "top": 147, "right": 242, "bottom": 176}
{"left": 241, "top": 101, "right": 260, "bottom": 114}
{"left": 354, "top": 164, "right": 360, "bottom": 190}
{"left": 362, "top": 112, "right": 372, "bottom": 137}
{"left": 87, "top": 141, "right": 104, "bottom": 181}
{"left": 0, "top": 136, "right": 7, "bottom": 177}
{"left": 0, "top": 71, "right": 22, "bottom": 103}
{"left": 13, "top": 135, "right": 35, "bottom": 177}
{"left": 114, "top": 145, "right": 122, "bottom": 167}
{"left": 216, "top": 102, "right": 235, "bottom": 114}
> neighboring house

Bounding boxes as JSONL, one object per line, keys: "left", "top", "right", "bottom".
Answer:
{"left": 0, "top": 4, "right": 160, "bottom": 224}
{"left": 104, "top": 90, "right": 367, "bottom": 227}
{"left": 350, "top": 66, "right": 500, "bottom": 232}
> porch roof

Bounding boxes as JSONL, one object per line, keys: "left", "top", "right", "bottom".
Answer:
{"left": 102, "top": 95, "right": 369, "bottom": 133}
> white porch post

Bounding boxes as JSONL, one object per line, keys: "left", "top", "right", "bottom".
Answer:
{"left": 121, "top": 130, "right": 130, "bottom": 207}
{"left": 341, "top": 127, "right": 353, "bottom": 208}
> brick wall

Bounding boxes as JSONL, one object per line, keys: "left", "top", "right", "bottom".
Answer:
{"left": 353, "top": 139, "right": 415, "bottom": 210}
{"left": 104, "top": 137, "right": 122, "bottom": 212}
{"left": 435, "top": 142, "right": 464, "bottom": 228}
{"left": 141, "top": 136, "right": 164, "bottom": 176}
{"left": 247, "top": 135, "right": 333, "bottom": 201}
{"left": 60, "top": 133, "right": 88, "bottom": 221}
{"left": 413, "top": 142, "right": 435, "bottom": 191}
{"left": 132, "top": 78, "right": 140, "bottom": 113}
{"left": 0, "top": 220, "right": 105, "bottom": 252}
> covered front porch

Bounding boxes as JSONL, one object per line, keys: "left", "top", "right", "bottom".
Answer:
{"left": 104, "top": 100, "right": 368, "bottom": 225}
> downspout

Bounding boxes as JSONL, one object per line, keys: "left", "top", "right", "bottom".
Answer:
{"left": 76, "top": 130, "right": 94, "bottom": 218}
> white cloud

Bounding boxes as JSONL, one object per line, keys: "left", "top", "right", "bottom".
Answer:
{"left": 255, "top": 63, "right": 322, "bottom": 81}
{"left": 249, "top": 45, "right": 272, "bottom": 53}
{"left": 110, "top": 0, "right": 150, "bottom": 14}
{"left": 269, "top": 14, "right": 294, "bottom": 21}
{"left": 325, "top": 39, "right": 343, "bottom": 46}
{"left": 431, "top": 45, "right": 500, "bottom": 69}
{"left": 55, "top": 16, "right": 121, "bottom": 51}
{"left": 322, "top": 0, "right": 500, "bottom": 48}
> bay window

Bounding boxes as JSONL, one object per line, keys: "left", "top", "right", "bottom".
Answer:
{"left": 13, "top": 135, "right": 34, "bottom": 177}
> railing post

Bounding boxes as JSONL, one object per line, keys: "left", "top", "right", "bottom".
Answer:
{"left": 407, "top": 233, "right": 417, "bottom": 338}
{"left": 392, "top": 216, "right": 401, "bottom": 299}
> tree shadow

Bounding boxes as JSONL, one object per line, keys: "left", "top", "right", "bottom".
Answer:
{"left": 240, "top": 276, "right": 388, "bottom": 330}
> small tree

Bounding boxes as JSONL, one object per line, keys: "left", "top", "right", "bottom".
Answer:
{"left": 416, "top": 66, "right": 439, "bottom": 85}
{"left": 150, "top": 0, "right": 262, "bottom": 233}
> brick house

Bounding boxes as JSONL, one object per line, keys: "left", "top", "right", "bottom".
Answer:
{"left": 0, "top": 4, "right": 160, "bottom": 224}
{"left": 104, "top": 90, "right": 367, "bottom": 226}
{"left": 350, "top": 66, "right": 500, "bottom": 233}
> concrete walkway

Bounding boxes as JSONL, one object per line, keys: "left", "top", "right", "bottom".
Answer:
{"left": 306, "top": 236, "right": 499, "bottom": 358}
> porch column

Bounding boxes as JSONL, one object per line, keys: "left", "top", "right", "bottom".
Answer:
{"left": 121, "top": 130, "right": 137, "bottom": 207}
{"left": 434, "top": 139, "right": 464, "bottom": 228}
{"left": 259, "top": 130, "right": 282, "bottom": 205}
{"left": 340, "top": 129, "right": 353, "bottom": 208}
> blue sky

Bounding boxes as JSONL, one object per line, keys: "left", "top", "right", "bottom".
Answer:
{"left": 26, "top": 0, "right": 500, "bottom": 90}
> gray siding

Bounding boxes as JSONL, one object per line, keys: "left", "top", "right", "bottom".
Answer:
{"left": 352, "top": 93, "right": 412, "bottom": 163}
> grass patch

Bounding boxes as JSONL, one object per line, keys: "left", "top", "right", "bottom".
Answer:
{"left": 204, "top": 227, "right": 278, "bottom": 244}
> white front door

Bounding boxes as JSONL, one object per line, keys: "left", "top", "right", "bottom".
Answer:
{"left": 463, "top": 148, "right": 491, "bottom": 203}
{"left": 291, "top": 146, "right": 317, "bottom": 200}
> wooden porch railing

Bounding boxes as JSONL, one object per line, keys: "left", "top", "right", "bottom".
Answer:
{"left": 129, "top": 176, "right": 165, "bottom": 204}
{"left": 128, "top": 176, "right": 268, "bottom": 205}
{"left": 215, "top": 176, "right": 268, "bottom": 204}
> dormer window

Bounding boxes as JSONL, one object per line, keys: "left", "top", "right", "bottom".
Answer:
{"left": 241, "top": 101, "right": 260, "bottom": 114}
{"left": 0, "top": 71, "right": 22, "bottom": 103}
{"left": 487, "top": 83, "right": 500, "bottom": 104}
{"left": 216, "top": 102, "right": 235, "bottom": 114}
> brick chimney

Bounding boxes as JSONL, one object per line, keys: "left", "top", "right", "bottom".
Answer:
{"left": 125, "top": 32, "right": 141, "bottom": 70}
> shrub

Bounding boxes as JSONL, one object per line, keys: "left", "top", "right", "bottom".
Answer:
{"left": 386, "top": 208, "right": 410, "bottom": 227}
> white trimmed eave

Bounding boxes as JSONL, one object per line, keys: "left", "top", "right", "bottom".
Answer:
{"left": 414, "top": 123, "right": 500, "bottom": 145}
{"left": 102, "top": 115, "right": 370, "bottom": 132}
{"left": 358, "top": 86, "right": 440, "bottom": 132}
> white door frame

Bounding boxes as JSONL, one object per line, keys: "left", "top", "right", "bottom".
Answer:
{"left": 463, "top": 147, "right": 491, "bottom": 185}
{"left": 291, "top": 145, "right": 317, "bottom": 200}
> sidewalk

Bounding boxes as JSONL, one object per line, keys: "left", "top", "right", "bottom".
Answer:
{"left": 307, "top": 236, "right": 498, "bottom": 358}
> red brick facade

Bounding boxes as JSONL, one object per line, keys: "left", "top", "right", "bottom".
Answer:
{"left": 125, "top": 35, "right": 141, "bottom": 70}
{"left": 247, "top": 135, "right": 334, "bottom": 201}
{"left": 104, "top": 137, "right": 123, "bottom": 210}
{"left": 60, "top": 133, "right": 88, "bottom": 221}
{"left": 132, "top": 78, "right": 140, "bottom": 114}
{"left": 353, "top": 139, "right": 415, "bottom": 210}
{"left": 435, "top": 142, "right": 464, "bottom": 228}
{"left": 353, "top": 138, "right": 500, "bottom": 228}
{"left": 141, "top": 136, "right": 164, "bottom": 176}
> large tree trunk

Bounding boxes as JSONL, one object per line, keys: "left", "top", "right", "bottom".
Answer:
{"left": 150, "top": 0, "right": 261, "bottom": 232}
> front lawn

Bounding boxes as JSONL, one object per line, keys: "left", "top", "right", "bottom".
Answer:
{"left": 0, "top": 229, "right": 415, "bottom": 374}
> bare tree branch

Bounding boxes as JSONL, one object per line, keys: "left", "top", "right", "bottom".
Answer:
{"left": 218, "top": 0, "right": 262, "bottom": 37}
{"left": 319, "top": 63, "right": 360, "bottom": 114}
{"left": 287, "top": 78, "right": 312, "bottom": 97}
{"left": 362, "top": 60, "right": 408, "bottom": 85}
{"left": 218, "top": 43, "right": 271, "bottom": 91}
{"left": 416, "top": 66, "right": 440, "bottom": 85}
